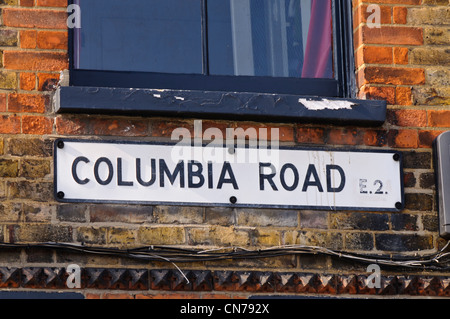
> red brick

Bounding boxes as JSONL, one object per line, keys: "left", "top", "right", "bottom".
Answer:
{"left": 151, "top": 120, "right": 194, "bottom": 138}
{"left": 357, "top": 26, "right": 423, "bottom": 46}
{"left": 2, "top": 8, "right": 67, "bottom": 29}
{"left": 364, "top": 130, "right": 388, "bottom": 147}
{"left": 92, "top": 118, "right": 149, "bottom": 137}
{"left": 387, "top": 109, "right": 426, "bottom": 127}
{"left": 363, "top": 86, "right": 396, "bottom": 105}
{"left": 134, "top": 294, "right": 153, "bottom": 299}
{"left": 111, "top": 294, "right": 138, "bottom": 300}
{"left": 137, "top": 293, "right": 200, "bottom": 299}
{"left": 8, "top": 93, "right": 47, "bottom": 113}
{"left": 0, "top": 115, "right": 21, "bottom": 134}
{"left": 388, "top": 129, "right": 419, "bottom": 148}
{"left": 202, "top": 293, "right": 233, "bottom": 299}
{"left": 20, "top": 0, "right": 35, "bottom": 6}
{"left": 428, "top": 110, "right": 450, "bottom": 128}
{"left": 0, "top": 94, "right": 6, "bottom": 112}
{"left": 20, "top": 30, "right": 37, "bottom": 49}
{"left": 394, "top": 47, "right": 409, "bottom": 65}
{"left": 4, "top": 51, "right": 68, "bottom": 71}
{"left": 327, "top": 128, "right": 364, "bottom": 145}
{"left": 361, "top": 46, "right": 393, "bottom": 65}
{"left": 37, "top": 31, "right": 68, "bottom": 50}
{"left": 353, "top": 4, "right": 392, "bottom": 29}
{"left": 37, "top": 73, "right": 59, "bottom": 91}
{"left": 396, "top": 87, "right": 412, "bottom": 105}
{"left": 354, "top": 26, "right": 363, "bottom": 52}
{"left": 361, "top": 66, "right": 425, "bottom": 85}
{"left": 356, "top": 68, "right": 366, "bottom": 89}
{"left": 20, "top": 73, "right": 36, "bottom": 91}
{"left": 193, "top": 120, "right": 229, "bottom": 139}
{"left": 419, "top": 130, "right": 445, "bottom": 148}
{"left": 56, "top": 116, "right": 88, "bottom": 135}
{"left": 272, "top": 125, "right": 295, "bottom": 142}
{"left": 102, "top": 293, "right": 134, "bottom": 300}
{"left": 230, "top": 123, "right": 294, "bottom": 142}
{"left": 297, "top": 127, "right": 325, "bottom": 144}
{"left": 354, "top": 0, "right": 421, "bottom": 5}
{"left": 393, "top": 7, "right": 408, "bottom": 24}
{"left": 36, "top": 0, "right": 67, "bottom": 7}
{"left": 22, "top": 115, "right": 53, "bottom": 134}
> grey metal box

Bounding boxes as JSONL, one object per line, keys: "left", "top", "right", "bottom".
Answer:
{"left": 434, "top": 131, "right": 450, "bottom": 238}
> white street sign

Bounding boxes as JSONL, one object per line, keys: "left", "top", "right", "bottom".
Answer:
{"left": 54, "top": 139, "right": 404, "bottom": 211}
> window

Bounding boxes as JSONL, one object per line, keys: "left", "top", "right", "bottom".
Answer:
{"left": 69, "top": 0, "right": 355, "bottom": 97}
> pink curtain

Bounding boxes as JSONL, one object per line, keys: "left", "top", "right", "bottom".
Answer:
{"left": 301, "top": 0, "right": 333, "bottom": 79}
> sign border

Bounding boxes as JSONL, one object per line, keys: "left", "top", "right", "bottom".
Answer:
{"left": 53, "top": 138, "right": 405, "bottom": 212}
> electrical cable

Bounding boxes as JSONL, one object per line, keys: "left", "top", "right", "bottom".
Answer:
{"left": 1, "top": 241, "right": 450, "bottom": 271}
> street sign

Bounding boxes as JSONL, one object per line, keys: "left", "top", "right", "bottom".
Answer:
{"left": 54, "top": 139, "right": 404, "bottom": 211}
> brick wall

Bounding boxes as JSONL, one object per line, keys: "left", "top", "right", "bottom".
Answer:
{"left": 0, "top": 0, "right": 449, "bottom": 299}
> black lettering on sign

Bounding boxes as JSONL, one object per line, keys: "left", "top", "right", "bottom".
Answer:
{"left": 159, "top": 159, "right": 185, "bottom": 188}
{"left": 326, "top": 165, "right": 346, "bottom": 193}
{"left": 374, "top": 180, "right": 384, "bottom": 194}
{"left": 207, "top": 162, "right": 214, "bottom": 189}
{"left": 94, "top": 157, "right": 113, "bottom": 186}
{"left": 259, "top": 162, "right": 278, "bottom": 191}
{"left": 72, "top": 156, "right": 90, "bottom": 185}
{"left": 188, "top": 160, "right": 205, "bottom": 189}
{"left": 359, "top": 179, "right": 368, "bottom": 194}
{"left": 217, "top": 162, "right": 239, "bottom": 190}
{"left": 136, "top": 158, "right": 156, "bottom": 187}
{"left": 280, "top": 163, "right": 299, "bottom": 191}
{"left": 117, "top": 158, "right": 133, "bottom": 186}
{"left": 359, "top": 179, "right": 386, "bottom": 195}
{"left": 302, "top": 164, "right": 323, "bottom": 192}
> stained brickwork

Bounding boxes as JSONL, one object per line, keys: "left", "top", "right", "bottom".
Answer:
{"left": 0, "top": 0, "right": 449, "bottom": 298}
{"left": 0, "top": 263, "right": 449, "bottom": 298}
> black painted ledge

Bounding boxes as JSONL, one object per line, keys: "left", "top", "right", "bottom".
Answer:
{"left": 54, "top": 86, "right": 387, "bottom": 126}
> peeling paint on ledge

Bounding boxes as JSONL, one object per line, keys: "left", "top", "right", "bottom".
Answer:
{"left": 299, "top": 98, "right": 358, "bottom": 111}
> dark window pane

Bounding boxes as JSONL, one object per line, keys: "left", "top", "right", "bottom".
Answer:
{"left": 75, "top": 0, "right": 203, "bottom": 74}
{"left": 207, "top": 0, "right": 333, "bottom": 79}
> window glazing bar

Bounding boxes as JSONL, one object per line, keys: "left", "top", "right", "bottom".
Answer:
{"left": 201, "top": 0, "right": 210, "bottom": 75}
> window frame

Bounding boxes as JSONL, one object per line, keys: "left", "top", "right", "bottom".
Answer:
{"left": 67, "top": 0, "right": 356, "bottom": 98}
